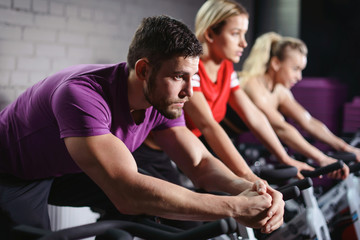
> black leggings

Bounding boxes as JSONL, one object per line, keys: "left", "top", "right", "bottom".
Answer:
{"left": 132, "top": 143, "right": 182, "bottom": 185}
{"left": 220, "top": 105, "right": 249, "bottom": 137}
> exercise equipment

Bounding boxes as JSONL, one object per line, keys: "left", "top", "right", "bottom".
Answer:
{"left": 318, "top": 161, "right": 360, "bottom": 239}
{"left": 271, "top": 130, "right": 360, "bottom": 240}
{"left": 235, "top": 184, "right": 301, "bottom": 240}
{"left": 12, "top": 217, "right": 237, "bottom": 240}
{"left": 236, "top": 164, "right": 313, "bottom": 240}
{"left": 316, "top": 132, "right": 360, "bottom": 240}
{"left": 10, "top": 178, "right": 302, "bottom": 240}
{"left": 264, "top": 161, "right": 344, "bottom": 240}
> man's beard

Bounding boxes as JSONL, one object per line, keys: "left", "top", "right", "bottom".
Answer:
{"left": 144, "top": 74, "right": 184, "bottom": 119}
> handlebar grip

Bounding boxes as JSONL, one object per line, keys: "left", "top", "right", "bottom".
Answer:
{"left": 38, "top": 221, "right": 135, "bottom": 240}
{"left": 327, "top": 151, "right": 357, "bottom": 164}
{"left": 11, "top": 225, "right": 52, "bottom": 239}
{"left": 173, "top": 218, "right": 231, "bottom": 240}
{"left": 301, "top": 160, "right": 344, "bottom": 178}
{"left": 100, "top": 228, "right": 133, "bottom": 240}
{"left": 224, "top": 218, "right": 238, "bottom": 234}
{"left": 259, "top": 165, "right": 298, "bottom": 181}
{"left": 36, "top": 219, "right": 233, "bottom": 240}
{"left": 135, "top": 218, "right": 236, "bottom": 240}
{"left": 277, "top": 177, "right": 313, "bottom": 192}
{"left": 279, "top": 186, "right": 300, "bottom": 201}
{"left": 349, "top": 162, "right": 360, "bottom": 173}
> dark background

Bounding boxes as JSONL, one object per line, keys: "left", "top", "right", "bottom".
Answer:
{"left": 240, "top": 0, "right": 360, "bottom": 101}
{"left": 300, "top": 0, "right": 360, "bottom": 100}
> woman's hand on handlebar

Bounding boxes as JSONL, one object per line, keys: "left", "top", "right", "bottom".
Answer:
{"left": 343, "top": 145, "right": 360, "bottom": 162}
{"left": 293, "top": 161, "right": 315, "bottom": 179}
{"left": 319, "top": 156, "right": 349, "bottom": 179}
{"left": 290, "top": 161, "right": 315, "bottom": 179}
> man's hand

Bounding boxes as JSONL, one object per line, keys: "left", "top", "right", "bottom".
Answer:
{"left": 234, "top": 187, "right": 272, "bottom": 229}
{"left": 252, "top": 181, "right": 285, "bottom": 233}
{"left": 260, "top": 184, "right": 285, "bottom": 233}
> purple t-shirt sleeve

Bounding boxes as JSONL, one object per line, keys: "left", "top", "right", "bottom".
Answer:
{"left": 51, "top": 78, "right": 111, "bottom": 138}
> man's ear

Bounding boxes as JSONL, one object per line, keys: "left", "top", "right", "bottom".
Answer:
{"left": 204, "top": 29, "right": 214, "bottom": 43}
{"left": 135, "top": 58, "right": 149, "bottom": 81}
{"left": 270, "top": 57, "right": 281, "bottom": 72}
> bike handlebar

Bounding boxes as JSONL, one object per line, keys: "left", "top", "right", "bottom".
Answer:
{"left": 300, "top": 160, "right": 344, "bottom": 178}
{"left": 279, "top": 186, "right": 300, "bottom": 201}
{"left": 277, "top": 177, "right": 313, "bottom": 192}
{"left": 327, "top": 151, "right": 356, "bottom": 164}
{"left": 258, "top": 165, "right": 298, "bottom": 182}
{"left": 13, "top": 218, "right": 237, "bottom": 240}
{"left": 349, "top": 162, "right": 360, "bottom": 173}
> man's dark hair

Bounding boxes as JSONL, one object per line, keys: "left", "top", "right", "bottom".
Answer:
{"left": 127, "top": 15, "right": 203, "bottom": 71}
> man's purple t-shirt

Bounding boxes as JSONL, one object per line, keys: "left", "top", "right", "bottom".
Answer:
{"left": 0, "top": 62, "right": 185, "bottom": 180}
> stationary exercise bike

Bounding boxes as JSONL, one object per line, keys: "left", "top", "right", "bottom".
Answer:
{"left": 263, "top": 161, "right": 345, "bottom": 240}
{"left": 318, "top": 160, "right": 360, "bottom": 240}
{"left": 11, "top": 165, "right": 305, "bottom": 240}
{"left": 138, "top": 167, "right": 302, "bottom": 240}
{"left": 11, "top": 185, "right": 302, "bottom": 240}
{"left": 11, "top": 217, "right": 238, "bottom": 240}
{"left": 234, "top": 162, "right": 315, "bottom": 240}
{"left": 317, "top": 131, "right": 360, "bottom": 239}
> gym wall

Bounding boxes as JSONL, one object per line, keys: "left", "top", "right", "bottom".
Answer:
{"left": 0, "top": 0, "right": 205, "bottom": 110}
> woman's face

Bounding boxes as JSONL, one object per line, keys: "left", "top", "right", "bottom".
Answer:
{"left": 274, "top": 50, "right": 307, "bottom": 89}
{"left": 209, "top": 14, "right": 249, "bottom": 63}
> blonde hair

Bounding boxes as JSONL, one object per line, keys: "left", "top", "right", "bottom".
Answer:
{"left": 195, "top": 0, "right": 248, "bottom": 43}
{"left": 240, "top": 32, "right": 308, "bottom": 85}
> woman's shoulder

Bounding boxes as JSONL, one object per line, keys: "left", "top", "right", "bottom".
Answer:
{"left": 241, "top": 75, "right": 269, "bottom": 103}
{"left": 273, "top": 84, "right": 295, "bottom": 103}
{"left": 273, "top": 83, "right": 293, "bottom": 95}
{"left": 241, "top": 74, "right": 263, "bottom": 90}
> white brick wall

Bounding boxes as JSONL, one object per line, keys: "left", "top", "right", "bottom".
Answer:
{"left": 0, "top": 0, "right": 204, "bottom": 109}
{"left": 13, "top": 0, "right": 31, "bottom": 11}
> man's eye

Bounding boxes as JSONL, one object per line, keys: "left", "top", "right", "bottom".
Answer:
{"left": 174, "top": 75, "right": 183, "bottom": 80}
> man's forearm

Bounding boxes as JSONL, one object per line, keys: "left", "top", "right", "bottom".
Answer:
{"left": 187, "top": 154, "right": 254, "bottom": 195}
{"left": 109, "top": 173, "right": 236, "bottom": 221}
{"left": 106, "top": 172, "right": 273, "bottom": 231}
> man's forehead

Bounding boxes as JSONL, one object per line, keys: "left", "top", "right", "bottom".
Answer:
{"left": 161, "top": 56, "right": 199, "bottom": 73}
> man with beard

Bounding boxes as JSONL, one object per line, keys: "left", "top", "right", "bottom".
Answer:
{"left": 0, "top": 15, "right": 283, "bottom": 239}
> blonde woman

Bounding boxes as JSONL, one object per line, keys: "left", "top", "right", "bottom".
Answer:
{"left": 183, "top": 0, "right": 295, "bottom": 232}
{"left": 237, "top": 32, "right": 358, "bottom": 179}
{"left": 184, "top": 0, "right": 312, "bottom": 180}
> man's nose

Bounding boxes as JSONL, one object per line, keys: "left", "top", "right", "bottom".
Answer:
{"left": 180, "top": 81, "right": 193, "bottom": 98}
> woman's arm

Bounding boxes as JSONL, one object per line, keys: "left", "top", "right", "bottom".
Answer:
{"left": 279, "top": 90, "right": 360, "bottom": 162}
{"left": 183, "top": 91, "right": 260, "bottom": 182}
{"left": 228, "top": 89, "right": 312, "bottom": 177}
{"left": 245, "top": 83, "right": 349, "bottom": 179}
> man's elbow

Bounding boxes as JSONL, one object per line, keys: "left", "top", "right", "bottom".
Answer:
{"left": 112, "top": 198, "right": 146, "bottom": 216}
